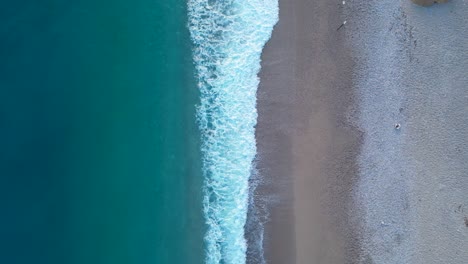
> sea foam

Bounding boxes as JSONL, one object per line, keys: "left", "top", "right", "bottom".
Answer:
{"left": 187, "top": 0, "right": 278, "bottom": 263}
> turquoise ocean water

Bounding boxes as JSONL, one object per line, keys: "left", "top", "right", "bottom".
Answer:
{"left": 0, "top": 0, "right": 203, "bottom": 263}
{"left": 0, "top": 0, "right": 278, "bottom": 263}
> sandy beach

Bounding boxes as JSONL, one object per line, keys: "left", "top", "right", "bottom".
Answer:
{"left": 254, "top": 0, "right": 467, "bottom": 263}
{"left": 254, "top": 0, "right": 361, "bottom": 263}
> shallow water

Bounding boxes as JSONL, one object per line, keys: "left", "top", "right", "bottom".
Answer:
{"left": 187, "top": 0, "right": 278, "bottom": 262}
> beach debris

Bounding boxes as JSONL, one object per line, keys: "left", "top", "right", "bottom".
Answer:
{"left": 394, "top": 123, "right": 401, "bottom": 130}
{"left": 410, "top": 0, "right": 449, "bottom": 7}
{"left": 464, "top": 216, "right": 468, "bottom": 227}
{"left": 337, "top": 21, "right": 347, "bottom": 31}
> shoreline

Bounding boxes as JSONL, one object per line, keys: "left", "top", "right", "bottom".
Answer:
{"left": 254, "top": 0, "right": 362, "bottom": 263}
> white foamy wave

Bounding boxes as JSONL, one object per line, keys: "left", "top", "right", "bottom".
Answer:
{"left": 187, "top": 0, "right": 278, "bottom": 263}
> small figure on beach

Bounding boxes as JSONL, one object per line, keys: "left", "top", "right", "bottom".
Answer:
{"left": 394, "top": 123, "right": 401, "bottom": 130}
{"left": 411, "top": 0, "right": 448, "bottom": 7}
{"left": 337, "top": 21, "right": 347, "bottom": 31}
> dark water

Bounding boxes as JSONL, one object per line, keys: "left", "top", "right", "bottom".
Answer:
{"left": 0, "top": 1, "right": 204, "bottom": 263}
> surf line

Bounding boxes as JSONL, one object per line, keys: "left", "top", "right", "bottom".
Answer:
{"left": 187, "top": 0, "right": 278, "bottom": 263}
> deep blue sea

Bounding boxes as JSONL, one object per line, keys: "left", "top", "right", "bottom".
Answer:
{"left": 0, "top": 0, "right": 277, "bottom": 263}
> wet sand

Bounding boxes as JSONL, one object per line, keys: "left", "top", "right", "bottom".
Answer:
{"left": 254, "top": 0, "right": 361, "bottom": 263}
